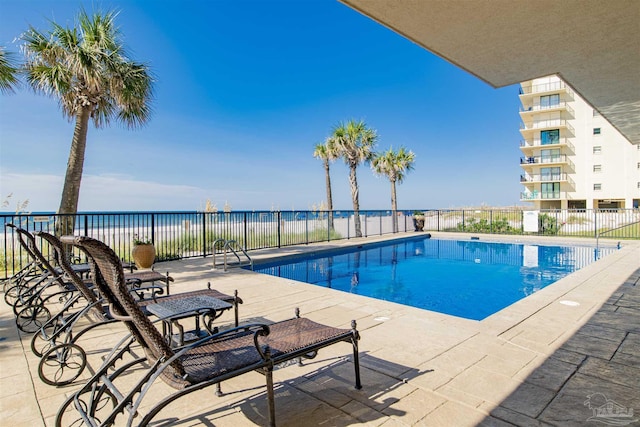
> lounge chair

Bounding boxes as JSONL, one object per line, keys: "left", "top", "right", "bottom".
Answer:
{"left": 5, "top": 225, "right": 173, "bottom": 333}
{"left": 2, "top": 223, "right": 51, "bottom": 292}
{"left": 57, "top": 235, "right": 361, "bottom": 427}
{"left": 4, "top": 224, "right": 84, "bottom": 331}
{"left": 31, "top": 231, "right": 242, "bottom": 387}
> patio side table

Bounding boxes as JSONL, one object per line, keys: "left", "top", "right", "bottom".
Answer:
{"left": 146, "top": 295, "right": 233, "bottom": 346}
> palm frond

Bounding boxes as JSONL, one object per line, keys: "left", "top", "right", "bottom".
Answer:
{"left": 0, "top": 47, "right": 20, "bottom": 93}
{"left": 21, "top": 8, "right": 153, "bottom": 128}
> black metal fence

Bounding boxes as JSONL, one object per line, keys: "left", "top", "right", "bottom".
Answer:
{"left": 2, "top": 208, "right": 638, "bottom": 278}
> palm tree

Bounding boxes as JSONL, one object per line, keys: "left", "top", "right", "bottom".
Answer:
{"left": 0, "top": 47, "right": 19, "bottom": 94}
{"left": 313, "top": 137, "right": 338, "bottom": 230}
{"left": 21, "top": 9, "right": 154, "bottom": 234}
{"left": 372, "top": 147, "right": 416, "bottom": 232}
{"left": 332, "top": 120, "right": 378, "bottom": 237}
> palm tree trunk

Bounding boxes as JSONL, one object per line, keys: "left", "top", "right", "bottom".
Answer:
{"left": 349, "top": 164, "right": 362, "bottom": 237}
{"left": 56, "top": 106, "right": 91, "bottom": 236}
{"left": 324, "top": 161, "right": 334, "bottom": 231}
{"left": 391, "top": 180, "right": 398, "bottom": 233}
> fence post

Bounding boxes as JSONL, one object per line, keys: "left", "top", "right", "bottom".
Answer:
{"left": 151, "top": 214, "right": 155, "bottom": 244}
{"left": 243, "top": 212, "right": 248, "bottom": 250}
{"left": 84, "top": 215, "right": 88, "bottom": 236}
{"left": 380, "top": 214, "right": 383, "bottom": 236}
{"left": 277, "top": 211, "right": 282, "bottom": 248}
{"left": 305, "top": 212, "right": 309, "bottom": 244}
{"left": 594, "top": 209, "right": 598, "bottom": 238}
{"left": 202, "top": 213, "right": 207, "bottom": 257}
{"left": 327, "top": 211, "right": 330, "bottom": 242}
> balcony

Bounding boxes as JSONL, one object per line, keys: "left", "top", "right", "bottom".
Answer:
{"left": 520, "top": 154, "right": 575, "bottom": 169}
{"left": 520, "top": 174, "right": 575, "bottom": 188}
{"left": 520, "top": 190, "right": 565, "bottom": 201}
{"left": 520, "top": 137, "right": 575, "bottom": 152}
{"left": 520, "top": 173, "right": 573, "bottom": 183}
{"left": 519, "top": 81, "right": 574, "bottom": 98}
{"left": 520, "top": 119, "right": 575, "bottom": 136}
{"left": 519, "top": 102, "right": 574, "bottom": 118}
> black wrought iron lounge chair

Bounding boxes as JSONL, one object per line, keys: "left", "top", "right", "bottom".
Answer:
{"left": 4, "top": 225, "right": 85, "bottom": 332}
{"left": 32, "top": 231, "right": 242, "bottom": 387}
{"left": 5, "top": 225, "right": 175, "bottom": 333}
{"left": 57, "top": 235, "right": 361, "bottom": 427}
{"left": 1, "top": 224, "right": 48, "bottom": 292}
{"left": 3, "top": 224, "right": 63, "bottom": 299}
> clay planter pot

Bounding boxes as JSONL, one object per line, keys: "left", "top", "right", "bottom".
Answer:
{"left": 412, "top": 216, "right": 425, "bottom": 232}
{"left": 132, "top": 244, "right": 155, "bottom": 269}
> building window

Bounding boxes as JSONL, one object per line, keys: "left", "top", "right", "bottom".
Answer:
{"left": 593, "top": 128, "right": 601, "bottom": 135}
{"left": 541, "top": 148, "right": 561, "bottom": 163}
{"left": 540, "top": 94, "right": 560, "bottom": 109}
{"left": 540, "top": 129, "right": 560, "bottom": 145}
{"left": 541, "top": 182, "right": 560, "bottom": 199}
{"left": 594, "top": 183, "right": 602, "bottom": 191}
{"left": 541, "top": 167, "right": 561, "bottom": 181}
{"left": 593, "top": 146, "right": 602, "bottom": 154}
{"left": 593, "top": 165, "right": 602, "bottom": 173}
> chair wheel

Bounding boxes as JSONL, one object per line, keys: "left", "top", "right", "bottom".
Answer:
{"left": 55, "top": 383, "right": 116, "bottom": 426}
{"left": 13, "top": 294, "right": 43, "bottom": 316}
{"left": 30, "top": 322, "right": 59, "bottom": 357}
{"left": 39, "top": 343, "right": 87, "bottom": 386}
{"left": 4, "top": 284, "right": 27, "bottom": 307}
{"left": 16, "top": 304, "right": 51, "bottom": 333}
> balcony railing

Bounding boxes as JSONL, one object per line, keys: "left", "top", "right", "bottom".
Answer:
{"left": 519, "top": 81, "right": 574, "bottom": 96}
{"left": 520, "top": 119, "right": 575, "bottom": 134}
{"left": 520, "top": 173, "right": 572, "bottom": 183}
{"left": 519, "top": 191, "right": 565, "bottom": 200}
{"left": 520, "top": 155, "right": 574, "bottom": 168}
{"left": 520, "top": 137, "right": 574, "bottom": 151}
{"left": 519, "top": 102, "right": 574, "bottom": 116}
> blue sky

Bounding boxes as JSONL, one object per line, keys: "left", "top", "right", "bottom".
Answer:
{"left": 0, "top": 0, "right": 523, "bottom": 212}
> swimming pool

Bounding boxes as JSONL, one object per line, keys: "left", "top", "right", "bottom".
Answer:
{"left": 252, "top": 237, "right": 616, "bottom": 320}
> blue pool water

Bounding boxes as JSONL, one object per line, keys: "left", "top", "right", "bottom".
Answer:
{"left": 252, "top": 237, "right": 616, "bottom": 320}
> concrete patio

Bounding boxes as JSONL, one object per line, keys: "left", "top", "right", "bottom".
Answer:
{"left": 1, "top": 232, "right": 639, "bottom": 426}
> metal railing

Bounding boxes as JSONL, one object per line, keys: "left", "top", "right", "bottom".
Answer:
{"left": 212, "top": 238, "right": 253, "bottom": 271}
{"left": 596, "top": 220, "right": 639, "bottom": 250}
{"left": 520, "top": 154, "right": 575, "bottom": 168}
{"left": 520, "top": 173, "right": 572, "bottom": 183}
{"left": 2, "top": 208, "right": 638, "bottom": 277}
{"left": 519, "top": 102, "right": 574, "bottom": 116}
{"left": 520, "top": 137, "right": 574, "bottom": 152}
{"left": 520, "top": 119, "right": 575, "bottom": 134}
{"left": 519, "top": 81, "right": 573, "bottom": 96}
{"left": 520, "top": 191, "right": 575, "bottom": 200}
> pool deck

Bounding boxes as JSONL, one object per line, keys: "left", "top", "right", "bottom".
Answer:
{"left": 1, "top": 232, "right": 639, "bottom": 426}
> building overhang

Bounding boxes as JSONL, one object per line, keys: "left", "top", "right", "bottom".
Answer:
{"left": 340, "top": 0, "right": 640, "bottom": 144}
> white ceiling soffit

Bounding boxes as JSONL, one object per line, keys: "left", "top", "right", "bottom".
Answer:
{"left": 340, "top": 0, "right": 640, "bottom": 144}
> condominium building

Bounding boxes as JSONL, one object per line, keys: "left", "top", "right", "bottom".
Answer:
{"left": 519, "top": 75, "right": 640, "bottom": 210}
